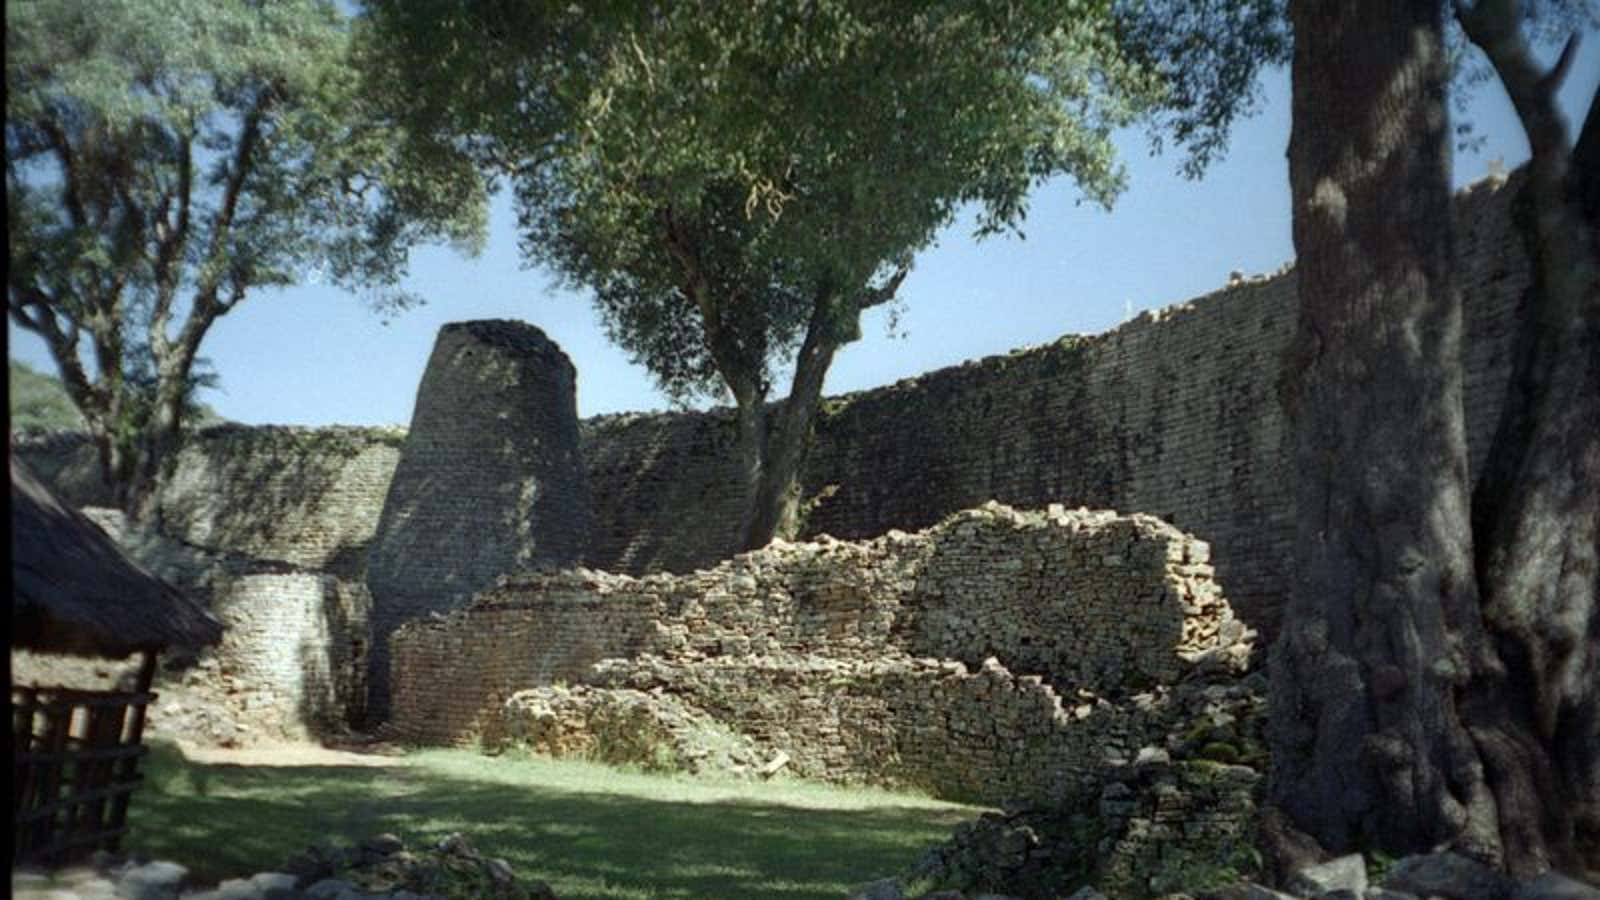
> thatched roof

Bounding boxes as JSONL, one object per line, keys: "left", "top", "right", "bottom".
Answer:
{"left": 10, "top": 458, "right": 222, "bottom": 657}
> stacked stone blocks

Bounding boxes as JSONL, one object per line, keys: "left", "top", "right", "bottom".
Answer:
{"left": 389, "top": 502, "right": 1253, "bottom": 809}
{"left": 365, "top": 320, "right": 594, "bottom": 718}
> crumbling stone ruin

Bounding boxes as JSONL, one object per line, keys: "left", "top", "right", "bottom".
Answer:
{"left": 7, "top": 504, "right": 374, "bottom": 744}
{"left": 8, "top": 172, "right": 1554, "bottom": 900}
{"left": 366, "top": 320, "right": 593, "bottom": 717}
{"left": 11, "top": 174, "right": 1528, "bottom": 751}
{"left": 387, "top": 503, "right": 1255, "bottom": 809}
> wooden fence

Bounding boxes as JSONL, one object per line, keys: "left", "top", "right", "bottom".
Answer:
{"left": 12, "top": 684, "right": 155, "bottom": 864}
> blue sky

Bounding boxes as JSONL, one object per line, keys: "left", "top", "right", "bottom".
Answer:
{"left": 9, "top": 41, "right": 1599, "bottom": 427}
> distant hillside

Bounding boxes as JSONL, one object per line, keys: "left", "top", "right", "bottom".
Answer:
{"left": 9, "top": 359, "right": 84, "bottom": 430}
{"left": 8, "top": 358, "right": 226, "bottom": 432}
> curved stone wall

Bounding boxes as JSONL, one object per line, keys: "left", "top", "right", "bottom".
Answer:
{"left": 158, "top": 426, "right": 404, "bottom": 577}
{"left": 577, "top": 175, "right": 1526, "bottom": 638}
{"left": 11, "top": 175, "right": 1529, "bottom": 660}
{"left": 209, "top": 572, "right": 372, "bottom": 732}
{"left": 364, "top": 320, "right": 594, "bottom": 718}
{"left": 13, "top": 426, "right": 403, "bottom": 578}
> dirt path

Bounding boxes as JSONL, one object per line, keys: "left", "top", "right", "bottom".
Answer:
{"left": 175, "top": 739, "right": 406, "bottom": 768}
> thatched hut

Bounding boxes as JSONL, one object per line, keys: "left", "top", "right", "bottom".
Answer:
{"left": 10, "top": 458, "right": 222, "bottom": 865}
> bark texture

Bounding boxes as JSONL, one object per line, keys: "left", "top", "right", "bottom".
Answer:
{"left": 1271, "top": 0, "right": 1503, "bottom": 861}
{"left": 1274, "top": 0, "right": 1600, "bottom": 875}
{"left": 1458, "top": 3, "right": 1600, "bottom": 872}
{"left": 741, "top": 297, "right": 840, "bottom": 549}
{"left": 735, "top": 273, "right": 907, "bottom": 552}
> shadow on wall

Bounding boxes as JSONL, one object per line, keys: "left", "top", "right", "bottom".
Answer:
{"left": 581, "top": 408, "right": 750, "bottom": 574}
{"left": 156, "top": 425, "right": 403, "bottom": 580}
{"left": 293, "top": 576, "right": 370, "bottom": 735}
{"left": 203, "top": 572, "right": 372, "bottom": 740}
{"left": 363, "top": 320, "right": 593, "bottom": 724}
{"left": 799, "top": 339, "right": 1118, "bottom": 548}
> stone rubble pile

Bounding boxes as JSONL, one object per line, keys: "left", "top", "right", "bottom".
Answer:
{"left": 501, "top": 683, "right": 763, "bottom": 774}
{"left": 876, "top": 671, "right": 1267, "bottom": 899}
{"left": 851, "top": 850, "right": 1597, "bottom": 900}
{"left": 11, "top": 834, "right": 555, "bottom": 900}
{"left": 392, "top": 501, "right": 1249, "bottom": 810}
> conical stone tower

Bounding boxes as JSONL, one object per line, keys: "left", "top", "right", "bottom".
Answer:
{"left": 365, "top": 320, "right": 593, "bottom": 720}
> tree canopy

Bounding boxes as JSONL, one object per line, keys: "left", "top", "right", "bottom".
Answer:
{"left": 365, "top": 0, "right": 1288, "bottom": 546}
{"left": 6, "top": 0, "right": 486, "bottom": 511}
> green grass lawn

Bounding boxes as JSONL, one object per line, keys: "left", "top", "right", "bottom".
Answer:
{"left": 126, "top": 742, "right": 981, "bottom": 899}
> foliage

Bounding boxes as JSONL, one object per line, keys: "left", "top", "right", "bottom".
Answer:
{"left": 516, "top": 1, "right": 1163, "bottom": 399}
{"left": 8, "top": 357, "right": 227, "bottom": 432}
{"left": 366, "top": 0, "right": 1287, "bottom": 546}
{"left": 9, "top": 358, "right": 83, "bottom": 430}
{"left": 6, "top": 0, "right": 486, "bottom": 510}
{"left": 131, "top": 742, "right": 978, "bottom": 900}
{"left": 1113, "top": 0, "right": 1291, "bottom": 177}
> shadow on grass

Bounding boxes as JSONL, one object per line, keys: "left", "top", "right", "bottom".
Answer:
{"left": 127, "top": 743, "right": 973, "bottom": 900}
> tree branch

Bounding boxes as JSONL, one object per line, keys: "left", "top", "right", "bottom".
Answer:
{"left": 659, "top": 204, "right": 761, "bottom": 402}
{"left": 193, "top": 92, "right": 269, "bottom": 308}
{"left": 8, "top": 290, "right": 103, "bottom": 424}
{"left": 859, "top": 265, "right": 910, "bottom": 310}
{"left": 1539, "top": 32, "right": 1579, "bottom": 94}
{"left": 1455, "top": 1, "right": 1572, "bottom": 167}
{"left": 151, "top": 129, "right": 194, "bottom": 324}
{"left": 41, "top": 119, "right": 88, "bottom": 228}
{"left": 1571, "top": 82, "right": 1599, "bottom": 223}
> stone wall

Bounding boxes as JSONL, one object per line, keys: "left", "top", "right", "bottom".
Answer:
{"left": 16, "top": 425, "right": 404, "bottom": 579}
{"left": 11, "top": 431, "right": 117, "bottom": 507}
{"left": 571, "top": 652, "right": 1222, "bottom": 806}
{"left": 387, "top": 502, "right": 1252, "bottom": 810}
{"left": 208, "top": 572, "right": 372, "bottom": 731}
{"left": 12, "top": 176, "right": 1528, "bottom": 648}
{"left": 365, "top": 320, "right": 594, "bottom": 718}
{"left": 581, "top": 409, "right": 748, "bottom": 575}
{"left": 160, "top": 426, "right": 404, "bottom": 578}
{"left": 76, "top": 508, "right": 372, "bottom": 736}
{"left": 577, "top": 175, "right": 1526, "bottom": 637}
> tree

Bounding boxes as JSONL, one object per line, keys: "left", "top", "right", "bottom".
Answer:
{"left": 1271, "top": 0, "right": 1598, "bottom": 875}
{"left": 6, "top": 0, "right": 486, "bottom": 516}
{"left": 365, "top": 0, "right": 1287, "bottom": 551}
{"left": 1455, "top": 0, "right": 1600, "bottom": 869}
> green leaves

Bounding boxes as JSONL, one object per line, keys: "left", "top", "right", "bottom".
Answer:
{"left": 367, "top": 0, "right": 1247, "bottom": 403}
{"left": 7, "top": 0, "right": 489, "bottom": 506}
{"left": 360, "top": 1, "right": 1286, "bottom": 410}
{"left": 8, "top": 0, "right": 488, "bottom": 317}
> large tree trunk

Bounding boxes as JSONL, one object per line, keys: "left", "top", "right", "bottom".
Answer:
{"left": 1270, "top": 0, "right": 1504, "bottom": 861}
{"left": 1458, "top": 6, "right": 1600, "bottom": 872}
{"left": 740, "top": 294, "right": 842, "bottom": 550}
{"left": 96, "top": 417, "right": 166, "bottom": 521}
{"left": 728, "top": 371, "right": 771, "bottom": 550}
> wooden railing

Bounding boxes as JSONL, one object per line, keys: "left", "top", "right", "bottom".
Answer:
{"left": 11, "top": 685, "right": 155, "bottom": 864}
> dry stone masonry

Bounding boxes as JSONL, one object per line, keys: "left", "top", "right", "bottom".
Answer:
{"left": 389, "top": 502, "right": 1254, "bottom": 809}
{"left": 365, "top": 320, "right": 594, "bottom": 718}
{"left": 158, "top": 426, "right": 405, "bottom": 578}
{"left": 9, "top": 173, "right": 1531, "bottom": 738}
{"left": 208, "top": 572, "right": 372, "bottom": 732}
{"left": 36, "top": 508, "right": 376, "bottom": 741}
{"left": 576, "top": 175, "right": 1525, "bottom": 638}
{"left": 19, "top": 425, "right": 405, "bottom": 579}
